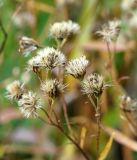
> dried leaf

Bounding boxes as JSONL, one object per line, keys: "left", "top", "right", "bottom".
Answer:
{"left": 99, "top": 132, "right": 114, "bottom": 160}
{"left": 102, "top": 125, "right": 137, "bottom": 151}
{"left": 83, "top": 41, "right": 135, "bottom": 52}
{"left": 80, "top": 126, "right": 87, "bottom": 149}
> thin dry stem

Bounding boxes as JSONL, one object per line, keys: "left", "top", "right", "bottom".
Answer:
{"left": 40, "top": 107, "right": 90, "bottom": 160}
{"left": 61, "top": 95, "right": 72, "bottom": 133}
{"left": 95, "top": 97, "right": 101, "bottom": 160}
{"left": 59, "top": 38, "right": 67, "bottom": 49}
{"left": 120, "top": 106, "right": 137, "bottom": 132}
{"left": 106, "top": 42, "right": 113, "bottom": 79}
{"left": 88, "top": 96, "right": 101, "bottom": 160}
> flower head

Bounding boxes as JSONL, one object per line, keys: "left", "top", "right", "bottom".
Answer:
{"left": 66, "top": 56, "right": 89, "bottom": 79}
{"left": 121, "top": 95, "right": 137, "bottom": 111}
{"left": 128, "top": 11, "right": 137, "bottom": 30}
{"left": 120, "top": 95, "right": 137, "bottom": 122}
{"left": 82, "top": 73, "right": 105, "bottom": 97}
{"left": 27, "top": 56, "right": 42, "bottom": 72}
{"left": 49, "top": 20, "right": 80, "bottom": 39}
{"left": 121, "top": 0, "right": 135, "bottom": 11}
{"left": 96, "top": 20, "right": 121, "bottom": 43}
{"left": 27, "top": 47, "right": 66, "bottom": 71}
{"left": 18, "top": 91, "right": 41, "bottom": 118}
{"left": 18, "top": 36, "right": 39, "bottom": 56}
{"left": 41, "top": 79, "right": 66, "bottom": 98}
{"left": 6, "top": 81, "right": 25, "bottom": 100}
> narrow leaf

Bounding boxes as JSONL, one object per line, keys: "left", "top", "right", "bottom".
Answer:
{"left": 99, "top": 132, "right": 114, "bottom": 160}
{"left": 80, "top": 126, "right": 87, "bottom": 149}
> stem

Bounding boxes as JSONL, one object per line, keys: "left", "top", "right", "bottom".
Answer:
{"left": 38, "top": 115, "right": 51, "bottom": 125}
{"left": 106, "top": 42, "right": 113, "bottom": 79}
{"left": 40, "top": 107, "right": 90, "bottom": 160}
{"left": 106, "top": 42, "right": 112, "bottom": 63}
{"left": 95, "top": 98, "right": 101, "bottom": 160}
{"left": 61, "top": 95, "right": 72, "bottom": 133}
{"left": 52, "top": 108, "right": 61, "bottom": 126}
{"left": 40, "top": 108, "right": 53, "bottom": 123}
{"left": 59, "top": 38, "right": 67, "bottom": 49}
{"left": 121, "top": 106, "right": 137, "bottom": 131}
{"left": 56, "top": 125, "right": 90, "bottom": 160}
{"left": 113, "top": 41, "right": 117, "bottom": 55}
{"left": 88, "top": 95, "right": 96, "bottom": 110}
{"left": 88, "top": 95, "right": 101, "bottom": 159}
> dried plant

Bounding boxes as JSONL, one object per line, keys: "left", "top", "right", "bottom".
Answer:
{"left": 5, "top": 17, "right": 128, "bottom": 160}
{"left": 3, "top": 0, "right": 137, "bottom": 160}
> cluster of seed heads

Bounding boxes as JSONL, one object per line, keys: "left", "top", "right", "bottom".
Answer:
{"left": 7, "top": 20, "right": 107, "bottom": 118}
{"left": 6, "top": 81, "right": 41, "bottom": 118}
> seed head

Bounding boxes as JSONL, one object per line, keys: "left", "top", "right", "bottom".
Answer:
{"left": 49, "top": 20, "right": 80, "bottom": 39}
{"left": 18, "top": 36, "right": 39, "bottom": 56}
{"left": 121, "top": 95, "right": 137, "bottom": 111}
{"left": 27, "top": 56, "right": 42, "bottom": 72}
{"left": 18, "top": 91, "right": 41, "bottom": 118}
{"left": 129, "top": 11, "right": 137, "bottom": 30}
{"left": 121, "top": 95, "right": 137, "bottom": 122}
{"left": 6, "top": 81, "right": 25, "bottom": 100}
{"left": 66, "top": 56, "right": 89, "bottom": 79}
{"left": 41, "top": 79, "right": 66, "bottom": 98}
{"left": 27, "top": 47, "right": 66, "bottom": 71}
{"left": 121, "top": 0, "right": 135, "bottom": 11}
{"left": 82, "top": 73, "right": 105, "bottom": 97}
{"left": 121, "top": 95, "right": 131, "bottom": 106}
{"left": 96, "top": 20, "right": 121, "bottom": 43}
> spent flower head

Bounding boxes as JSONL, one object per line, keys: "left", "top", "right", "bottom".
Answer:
{"left": 6, "top": 80, "right": 25, "bottom": 100}
{"left": 82, "top": 73, "right": 106, "bottom": 97}
{"left": 27, "top": 56, "right": 42, "bottom": 72}
{"left": 129, "top": 11, "right": 137, "bottom": 30}
{"left": 18, "top": 91, "right": 41, "bottom": 118}
{"left": 121, "top": 95, "right": 137, "bottom": 123}
{"left": 49, "top": 20, "right": 80, "bottom": 39}
{"left": 121, "top": 0, "right": 135, "bottom": 11}
{"left": 121, "top": 95, "right": 137, "bottom": 111}
{"left": 18, "top": 36, "right": 39, "bottom": 57}
{"left": 41, "top": 79, "right": 66, "bottom": 98}
{"left": 27, "top": 47, "right": 66, "bottom": 71}
{"left": 96, "top": 20, "right": 121, "bottom": 43}
{"left": 66, "top": 56, "right": 89, "bottom": 79}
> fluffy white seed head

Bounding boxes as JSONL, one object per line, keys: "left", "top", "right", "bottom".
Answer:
{"left": 27, "top": 56, "right": 42, "bottom": 72}
{"left": 49, "top": 20, "right": 80, "bottom": 39}
{"left": 128, "top": 11, "right": 137, "bottom": 30}
{"left": 66, "top": 56, "right": 89, "bottom": 79}
{"left": 121, "top": 95, "right": 137, "bottom": 121}
{"left": 18, "top": 36, "right": 39, "bottom": 56}
{"left": 27, "top": 47, "right": 66, "bottom": 71}
{"left": 82, "top": 73, "right": 105, "bottom": 97}
{"left": 96, "top": 20, "right": 121, "bottom": 43}
{"left": 6, "top": 81, "right": 25, "bottom": 100}
{"left": 41, "top": 79, "right": 66, "bottom": 97}
{"left": 18, "top": 91, "right": 41, "bottom": 118}
{"left": 121, "top": 95, "right": 131, "bottom": 105}
{"left": 121, "top": 0, "right": 135, "bottom": 11}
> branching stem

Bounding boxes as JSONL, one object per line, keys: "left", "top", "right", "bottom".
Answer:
{"left": 40, "top": 107, "right": 90, "bottom": 160}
